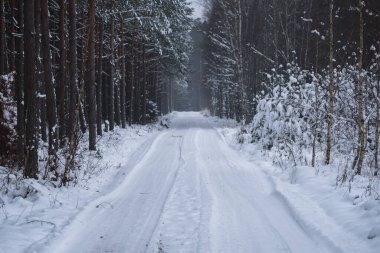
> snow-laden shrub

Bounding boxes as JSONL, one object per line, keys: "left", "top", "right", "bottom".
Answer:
{"left": 252, "top": 60, "right": 380, "bottom": 183}
{"left": 252, "top": 63, "right": 319, "bottom": 167}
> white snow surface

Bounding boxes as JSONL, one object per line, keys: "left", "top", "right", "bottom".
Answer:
{"left": 187, "top": 0, "right": 205, "bottom": 20}
{"left": 1, "top": 112, "right": 378, "bottom": 253}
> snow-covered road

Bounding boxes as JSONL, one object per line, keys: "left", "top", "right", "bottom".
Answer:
{"left": 42, "top": 112, "right": 372, "bottom": 253}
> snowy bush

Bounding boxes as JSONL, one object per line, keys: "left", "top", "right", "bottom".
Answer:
{"left": 252, "top": 63, "right": 319, "bottom": 168}
{"left": 252, "top": 60, "right": 380, "bottom": 185}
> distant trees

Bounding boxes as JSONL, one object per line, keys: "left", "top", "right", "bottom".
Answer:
{"left": 0, "top": 0, "right": 192, "bottom": 182}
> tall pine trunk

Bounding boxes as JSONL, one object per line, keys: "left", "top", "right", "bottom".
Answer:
{"left": 142, "top": 44, "right": 147, "bottom": 125}
{"left": 9, "top": 0, "right": 16, "bottom": 72}
{"left": 354, "top": 0, "right": 366, "bottom": 175}
{"left": 0, "top": 0, "right": 6, "bottom": 74}
{"left": 68, "top": 0, "right": 78, "bottom": 140}
{"left": 86, "top": 0, "right": 96, "bottom": 150}
{"left": 41, "top": 0, "right": 58, "bottom": 161}
{"left": 64, "top": 0, "right": 79, "bottom": 185}
{"left": 15, "top": 0, "right": 24, "bottom": 170}
{"left": 23, "top": 0, "right": 39, "bottom": 178}
{"left": 120, "top": 16, "right": 126, "bottom": 129}
{"left": 35, "top": 0, "right": 47, "bottom": 143}
{"left": 375, "top": 42, "right": 380, "bottom": 176}
{"left": 325, "top": 0, "right": 334, "bottom": 165}
{"left": 108, "top": 15, "right": 115, "bottom": 131}
{"left": 129, "top": 45, "right": 134, "bottom": 126}
{"left": 57, "top": 0, "right": 67, "bottom": 147}
{"left": 96, "top": 19, "right": 103, "bottom": 135}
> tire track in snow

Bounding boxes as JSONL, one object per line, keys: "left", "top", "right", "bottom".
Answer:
{"left": 195, "top": 129, "right": 336, "bottom": 253}
{"left": 147, "top": 129, "right": 203, "bottom": 253}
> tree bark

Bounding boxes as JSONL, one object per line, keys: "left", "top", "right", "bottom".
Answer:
{"left": 96, "top": 19, "right": 103, "bottom": 135}
{"left": 57, "top": 0, "right": 67, "bottom": 147}
{"left": 35, "top": 0, "right": 47, "bottom": 143}
{"left": 142, "top": 44, "right": 147, "bottom": 125}
{"left": 375, "top": 42, "right": 380, "bottom": 176}
{"left": 129, "top": 46, "right": 134, "bottom": 126}
{"left": 23, "top": 0, "right": 39, "bottom": 178}
{"left": 312, "top": 41, "right": 319, "bottom": 168}
{"left": 0, "top": 0, "right": 6, "bottom": 74}
{"left": 15, "top": 0, "right": 24, "bottom": 170}
{"left": 325, "top": 0, "right": 334, "bottom": 165}
{"left": 9, "top": 0, "right": 16, "bottom": 72}
{"left": 86, "top": 0, "right": 96, "bottom": 151}
{"left": 68, "top": 0, "right": 78, "bottom": 140}
{"left": 41, "top": 0, "right": 58, "bottom": 162}
{"left": 108, "top": 15, "right": 115, "bottom": 131}
{"left": 120, "top": 15, "right": 126, "bottom": 129}
{"left": 354, "top": 0, "right": 366, "bottom": 175}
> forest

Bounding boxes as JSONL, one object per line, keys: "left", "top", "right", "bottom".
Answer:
{"left": 201, "top": 0, "right": 380, "bottom": 181}
{"left": 1, "top": 0, "right": 380, "bottom": 252}
{"left": 0, "top": 0, "right": 379, "bottom": 187}
{"left": 0, "top": 0, "right": 192, "bottom": 183}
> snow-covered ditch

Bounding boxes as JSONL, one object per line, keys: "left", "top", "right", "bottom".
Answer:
{"left": 215, "top": 117, "right": 380, "bottom": 252}
{"left": 0, "top": 119, "right": 168, "bottom": 253}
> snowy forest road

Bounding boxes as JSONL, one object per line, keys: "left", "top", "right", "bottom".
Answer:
{"left": 42, "top": 112, "right": 356, "bottom": 253}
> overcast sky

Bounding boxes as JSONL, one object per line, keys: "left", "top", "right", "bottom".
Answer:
{"left": 187, "top": 0, "right": 205, "bottom": 20}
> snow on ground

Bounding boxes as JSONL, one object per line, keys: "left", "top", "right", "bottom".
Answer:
{"left": 1, "top": 112, "right": 379, "bottom": 253}
{"left": 0, "top": 118, "right": 167, "bottom": 253}
{"left": 217, "top": 118, "right": 380, "bottom": 252}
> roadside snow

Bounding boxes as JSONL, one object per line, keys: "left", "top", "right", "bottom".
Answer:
{"left": 0, "top": 121, "right": 165, "bottom": 253}
{"left": 1, "top": 112, "right": 378, "bottom": 253}
{"left": 217, "top": 121, "right": 380, "bottom": 252}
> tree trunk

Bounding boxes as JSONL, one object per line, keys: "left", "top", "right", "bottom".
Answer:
{"left": 142, "top": 44, "right": 147, "bottom": 125}
{"left": 375, "top": 43, "right": 380, "bottom": 176}
{"left": 64, "top": 0, "right": 79, "bottom": 184}
{"left": 96, "top": 19, "right": 103, "bottom": 135}
{"left": 120, "top": 15, "right": 127, "bottom": 128}
{"left": 15, "top": 0, "right": 24, "bottom": 170}
{"left": 0, "top": 0, "right": 6, "bottom": 74}
{"left": 35, "top": 0, "right": 47, "bottom": 143}
{"left": 23, "top": 0, "right": 39, "bottom": 178}
{"left": 325, "top": 0, "right": 334, "bottom": 165}
{"left": 86, "top": 0, "right": 96, "bottom": 151}
{"left": 354, "top": 0, "right": 366, "bottom": 175}
{"left": 68, "top": 0, "right": 77, "bottom": 140}
{"left": 134, "top": 44, "right": 141, "bottom": 122}
{"left": 41, "top": 0, "right": 58, "bottom": 157}
{"left": 9, "top": 0, "right": 16, "bottom": 72}
{"left": 129, "top": 48, "right": 134, "bottom": 126}
{"left": 114, "top": 50, "right": 120, "bottom": 126}
{"left": 312, "top": 41, "right": 319, "bottom": 168}
{"left": 109, "top": 15, "right": 115, "bottom": 131}
{"left": 78, "top": 12, "right": 87, "bottom": 134}
{"left": 57, "top": 0, "right": 67, "bottom": 147}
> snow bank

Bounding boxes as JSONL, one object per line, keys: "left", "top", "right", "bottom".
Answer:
{"left": 0, "top": 117, "right": 169, "bottom": 253}
{"left": 217, "top": 124, "right": 380, "bottom": 252}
